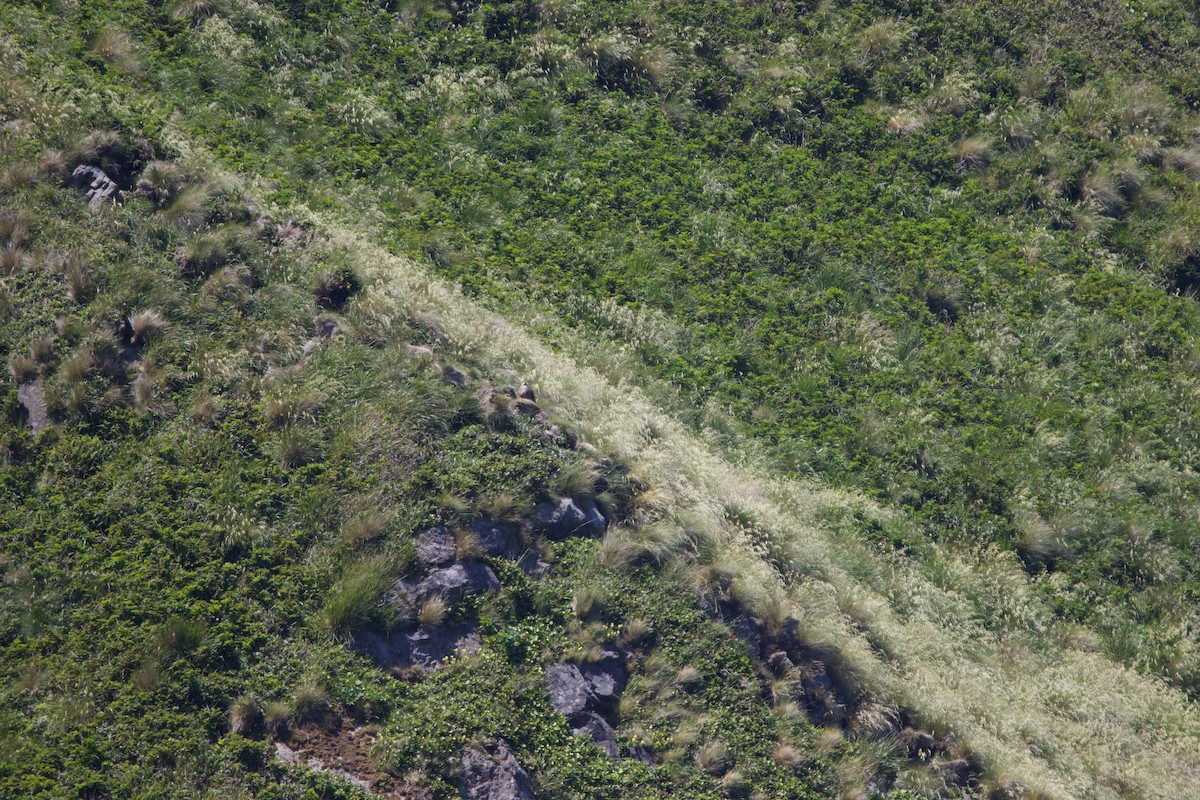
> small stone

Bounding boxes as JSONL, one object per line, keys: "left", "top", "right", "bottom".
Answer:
{"left": 442, "top": 365, "right": 468, "bottom": 386}
{"left": 517, "top": 381, "right": 536, "bottom": 401}
{"left": 71, "top": 165, "right": 119, "bottom": 209}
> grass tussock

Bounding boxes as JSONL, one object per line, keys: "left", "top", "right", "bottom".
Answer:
{"left": 327, "top": 223, "right": 1200, "bottom": 800}
{"left": 319, "top": 553, "right": 395, "bottom": 637}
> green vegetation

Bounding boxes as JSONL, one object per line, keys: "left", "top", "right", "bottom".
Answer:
{"left": 3, "top": 0, "right": 1200, "bottom": 798}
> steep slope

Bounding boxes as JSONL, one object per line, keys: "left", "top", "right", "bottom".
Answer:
{"left": 4, "top": 1, "right": 1200, "bottom": 799}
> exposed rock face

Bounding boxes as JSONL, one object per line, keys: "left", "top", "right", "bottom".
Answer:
{"left": 569, "top": 712, "right": 618, "bottom": 759}
{"left": 578, "top": 649, "right": 627, "bottom": 715}
{"left": 416, "top": 562, "right": 500, "bottom": 605}
{"left": 460, "top": 739, "right": 537, "bottom": 800}
{"left": 71, "top": 165, "right": 119, "bottom": 209}
{"left": 352, "top": 623, "right": 481, "bottom": 672}
{"left": 534, "top": 498, "right": 606, "bottom": 539}
{"left": 417, "top": 525, "right": 457, "bottom": 567}
{"left": 470, "top": 518, "right": 522, "bottom": 560}
{"left": 545, "top": 649, "right": 628, "bottom": 759}
{"left": 16, "top": 382, "right": 49, "bottom": 433}
{"left": 546, "top": 663, "right": 591, "bottom": 716}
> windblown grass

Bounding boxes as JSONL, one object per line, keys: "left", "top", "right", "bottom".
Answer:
{"left": 305, "top": 208, "right": 1200, "bottom": 800}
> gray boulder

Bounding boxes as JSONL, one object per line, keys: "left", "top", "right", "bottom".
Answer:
{"left": 471, "top": 518, "right": 522, "bottom": 559}
{"left": 534, "top": 498, "right": 606, "bottom": 539}
{"left": 352, "top": 622, "right": 480, "bottom": 672}
{"left": 16, "top": 382, "right": 49, "bottom": 433}
{"left": 417, "top": 525, "right": 457, "bottom": 567}
{"left": 417, "top": 562, "right": 500, "bottom": 604}
{"left": 545, "top": 663, "right": 591, "bottom": 716}
{"left": 579, "top": 650, "right": 627, "bottom": 714}
{"left": 569, "top": 711, "right": 619, "bottom": 759}
{"left": 461, "top": 738, "right": 537, "bottom": 800}
{"left": 71, "top": 165, "right": 119, "bottom": 209}
{"left": 545, "top": 649, "right": 627, "bottom": 718}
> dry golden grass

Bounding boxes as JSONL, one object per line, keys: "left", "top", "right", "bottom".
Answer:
{"left": 319, "top": 221, "right": 1200, "bottom": 800}
{"left": 148, "top": 133, "right": 1200, "bottom": 799}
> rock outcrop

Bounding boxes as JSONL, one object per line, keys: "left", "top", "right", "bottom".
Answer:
{"left": 71, "top": 165, "right": 119, "bottom": 209}
{"left": 461, "top": 739, "right": 537, "bottom": 800}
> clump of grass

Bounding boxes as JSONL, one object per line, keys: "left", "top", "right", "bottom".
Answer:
{"left": 720, "top": 770, "right": 750, "bottom": 798}
{"left": 0, "top": 210, "right": 31, "bottom": 248}
{"left": 229, "top": 695, "right": 263, "bottom": 737}
{"left": 202, "top": 264, "right": 255, "bottom": 303}
{"left": 90, "top": 25, "right": 140, "bottom": 74}
{"left": 275, "top": 427, "right": 318, "bottom": 468}
{"left": 54, "top": 347, "right": 94, "bottom": 388}
{"left": 264, "top": 701, "right": 290, "bottom": 739}
{"left": 1, "top": 162, "right": 37, "bottom": 192}
{"left": 178, "top": 226, "right": 251, "bottom": 279}
{"left": 0, "top": 244, "right": 28, "bottom": 275}
{"left": 339, "top": 511, "right": 390, "bottom": 546}
{"left": 59, "top": 254, "right": 97, "bottom": 304}
{"left": 136, "top": 161, "right": 186, "bottom": 204}
{"left": 29, "top": 335, "right": 55, "bottom": 365}
{"left": 554, "top": 459, "right": 600, "bottom": 499}
{"left": 264, "top": 393, "right": 322, "bottom": 426}
{"left": 952, "top": 135, "right": 992, "bottom": 171}
{"left": 125, "top": 309, "right": 168, "bottom": 347}
{"left": 130, "top": 366, "right": 173, "bottom": 417}
{"left": 674, "top": 665, "right": 703, "bottom": 692}
{"left": 319, "top": 553, "right": 394, "bottom": 636}
{"left": 10, "top": 355, "right": 39, "bottom": 384}
{"left": 417, "top": 595, "right": 448, "bottom": 627}
{"left": 159, "top": 184, "right": 213, "bottom": 229}
{"left": 621, "top": 618, "right": 654, "bottom": 649}
{"left": 290, "top": 684, "right": 331, "bottom": 726}
{"left": 572, "top": 584, "right": 606, "bottom": 621}
{"left": 995, "top": 104, "right": 1037, "bottom": 148}
{"left": 1164, "top": 147, "right": 1200, "bottom": 180}
{"left": 38, "top": 149, "right": 67, "bottom": 180}
{"left": 857, "top": 19, "right": 907, "bottom": 62}
{"left": 694, "top": 740, "right": 731, "bottom": 775}
{"left": 154, "top": 617, "right": 207, "bottom": 660}
{"left": 482, "top": 491, "right": 527, "bottom": 523}
{"left": 773, "top": 743, "right": 804, "bottom": 770}
{"left": 887, "top": 109, "right": 925, "bottom": 135}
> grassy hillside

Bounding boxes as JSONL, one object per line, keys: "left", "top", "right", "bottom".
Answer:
{"left": 3, "top": 0, "right": 1200, "bottom": 798}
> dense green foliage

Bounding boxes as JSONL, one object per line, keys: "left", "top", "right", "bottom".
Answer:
{"left": 0, "top": 117, "right": 841, "bottom": 797}
{"left": 6, "top": 0, "right": 1200, "bottom": 796}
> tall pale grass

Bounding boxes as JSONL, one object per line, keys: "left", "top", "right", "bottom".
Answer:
{"left": 309, "top": 218, "right": 1200, "bottom": 800}
{"left": 159, "top": 131, "right": 1200, "bottom": 798}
